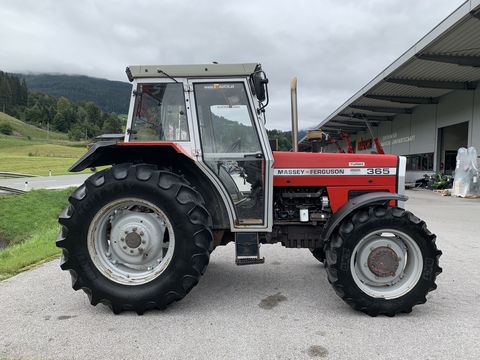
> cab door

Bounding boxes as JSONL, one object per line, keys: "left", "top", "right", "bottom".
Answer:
{"left": 188, "top": 79, "right": 273, "bottom": 231}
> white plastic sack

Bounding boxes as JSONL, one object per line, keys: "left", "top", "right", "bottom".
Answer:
{"left": 452, "top": 147, "right": 480, "bottom": 197}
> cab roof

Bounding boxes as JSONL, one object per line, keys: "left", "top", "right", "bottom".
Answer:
{"left": 126, "top": 63, "right": 259, "bottom": 82}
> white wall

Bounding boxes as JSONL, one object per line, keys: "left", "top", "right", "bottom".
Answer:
{"left": 436, "top": 91, "right": 473, "bottom": 129}
{"left": 472, "top": 87, "right": 480, "bottom": 150}
{"left": 410, "top": 105, "right": 436, "bottom": 154}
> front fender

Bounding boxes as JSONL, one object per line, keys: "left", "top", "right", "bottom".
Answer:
{"left": 321, "top": 192, "right": 408, "bottom": 241}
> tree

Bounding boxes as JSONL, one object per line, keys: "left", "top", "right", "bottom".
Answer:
{"left": 68, "top": 123, "right": 85, "bottom": 141}
{"left": 102, "top": 113, "right": 123, "bottom": 133}
{"left": 1, "top": 70, "right": 127, "bottom": 138}
{"left": 267, "top": 129, "right": 292, "bottom": 151}
{"left": 53, "top": 97, "right": 76, "bottom": 132}
{"left": 0, "top": 122, "right": 13, "bottom": 135}
{"left": 24, "top": 105, "right": 44, "bottom": 125}
{"left": 83, "top": 101, "right": 102, "bottom": 129}
{"left": 0, "top": 72, "right": 30, "bottom": 114}
{"left": 56, "top": 96, "right": 71, "bottom": 113}
{"left": 20, "top": 79, "right": 28, "bottom": 106}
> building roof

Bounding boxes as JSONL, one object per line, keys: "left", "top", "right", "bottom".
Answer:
{"left": 126, "top": 63, "right": 259, "bottom": 81}
{"left": 301, "top": 0, "right": 480, "bottom": 144}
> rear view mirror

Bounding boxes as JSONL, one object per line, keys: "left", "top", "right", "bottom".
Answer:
{"left": 250, "top": 69, "right": 269, "bottom": 111}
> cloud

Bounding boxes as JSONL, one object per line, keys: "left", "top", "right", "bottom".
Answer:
{"left": 0, "top": 0, "right": 465, "bottom": 130}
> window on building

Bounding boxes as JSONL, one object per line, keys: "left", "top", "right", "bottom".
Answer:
{"left": 405, "top": 153, "right": 434, "bottom": 171}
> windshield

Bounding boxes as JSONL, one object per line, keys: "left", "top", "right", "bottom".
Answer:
{"left": 130, "top": 83, "right": 189, "bottom": 141}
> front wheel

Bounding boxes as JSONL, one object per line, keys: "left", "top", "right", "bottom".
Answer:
{"left": 325, "top": 205, "right": 442, "bottom": 316}
{"left": 57, "top": 164, "right": 213, "bottom": 314}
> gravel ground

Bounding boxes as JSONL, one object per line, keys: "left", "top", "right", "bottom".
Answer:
{"left": 0, "top": 189, "right": 479, "bottom": 360}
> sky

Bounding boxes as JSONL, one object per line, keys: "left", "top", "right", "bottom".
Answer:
{"left": 0, "top": 0, "right": 467, "bottom": 130}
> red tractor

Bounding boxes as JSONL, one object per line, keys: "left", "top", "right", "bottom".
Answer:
{"left": 57, "top": 64, "right": 441, "bottom": 316}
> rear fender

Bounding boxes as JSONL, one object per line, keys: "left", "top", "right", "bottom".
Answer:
{"left": 68, "top": 142, "right": 230, "bottom": 229}
{"left": 321, "top": 192, "right": 408, "bottom": 241}
{"left": 69, "top": 141, "right": 191, "bottom": 172}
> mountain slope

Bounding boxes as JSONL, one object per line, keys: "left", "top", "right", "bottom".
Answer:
{"left": 0, "top": 112, "right": 68, "bottom": 140}
{"left": 21, "top": 74, "right": 132, "bottom": 114}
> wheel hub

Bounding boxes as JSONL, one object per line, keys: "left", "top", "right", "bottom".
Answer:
{"left": 367, "top": 246, "right": 399, "bottom": 277}
{"left": 125, "top": 231, "right": 142, "bottom": 249}
{"left": 350, "top": 230, "right": 424, "bottom": 300}
{"left": 87, "top": 198, "right": 175, "bottom": 286}
{"left": 110, "top": 212, "right": 166, "bottom": 265}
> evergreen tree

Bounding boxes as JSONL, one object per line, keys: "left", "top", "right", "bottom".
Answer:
{"left": 102, "top": 113, "right": 123, "bottom": 133}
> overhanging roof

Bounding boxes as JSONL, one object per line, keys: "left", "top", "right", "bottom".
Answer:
{"left": 301, "top": 0, "right": 480, "bottom": 143}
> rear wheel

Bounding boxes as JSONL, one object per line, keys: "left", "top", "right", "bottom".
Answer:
{"left": 325, "top": 205, "right": 442, "bottom": 316}
{"left": 57, "top": 164, "right": 212, "bottom": 314}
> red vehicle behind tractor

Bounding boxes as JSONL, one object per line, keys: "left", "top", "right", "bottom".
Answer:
{"left": 57, "top": 64, "right": 441, "bottom": 316}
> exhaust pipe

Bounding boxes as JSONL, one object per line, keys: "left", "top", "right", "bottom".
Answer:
{"left": 290, "top": 77, "right": 299, "bottom": 152}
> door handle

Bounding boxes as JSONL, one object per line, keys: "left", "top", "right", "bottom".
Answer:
{"left": 244, "top": 153, "right": 263, "bottom": 159}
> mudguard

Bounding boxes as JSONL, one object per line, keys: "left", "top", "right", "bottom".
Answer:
{"left": 69, "top": 141, "right": 191, "bottom": 172}
{"left": 68, "top": 141, "right": 231, "bottom": 229}
{"left": 321, "top": 192, "right": 408, "bottom": 241}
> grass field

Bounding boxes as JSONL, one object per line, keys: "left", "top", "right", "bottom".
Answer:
{"left": 0, "top": 189, "right": 71, "bottom": 280}
{"left": 0, "top": 114, "right": 96, "bottom": 279}
{"left": 0, "top": 112, "right": 89, "bottom": 175}
{"left": 0, "top": 111, "right": 68, "bottom": 140}
{"left": 0, "top": 134, "right": 89, "bottom": 176}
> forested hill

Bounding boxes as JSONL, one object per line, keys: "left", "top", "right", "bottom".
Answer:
{"left": 1, "top": 70, "right": 307, "bottom": 147}
{"left": 0, "top": 71, "right": 124, "bottom": 140}
{"left": 20, "top": 74, "right": 132, "bottom": 114}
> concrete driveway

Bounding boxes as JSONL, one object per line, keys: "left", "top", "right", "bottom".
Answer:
{"left": 0, "top": 190, "right": 479, "bottom": 360}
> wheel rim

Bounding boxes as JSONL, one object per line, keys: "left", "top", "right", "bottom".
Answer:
{"left": 87, "top": 198, "right": 175, "bottom": 286}
{"left": 350, "top": 229, "right": 423, "bottom": 299}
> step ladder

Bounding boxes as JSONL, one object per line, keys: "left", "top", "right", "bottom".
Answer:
{"left": 235, "top": 232, "right": 265, "bottom": 265}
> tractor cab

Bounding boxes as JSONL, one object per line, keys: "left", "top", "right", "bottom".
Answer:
{"left": 124, "top": 64, "right": 274, "bottom": 231}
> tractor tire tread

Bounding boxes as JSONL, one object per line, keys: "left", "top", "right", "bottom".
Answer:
{"left": 56, "top": 164, "right": 212, "bottom": 315}
{"left": 325, "top": 205, "right": 442, "bottom": 317}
